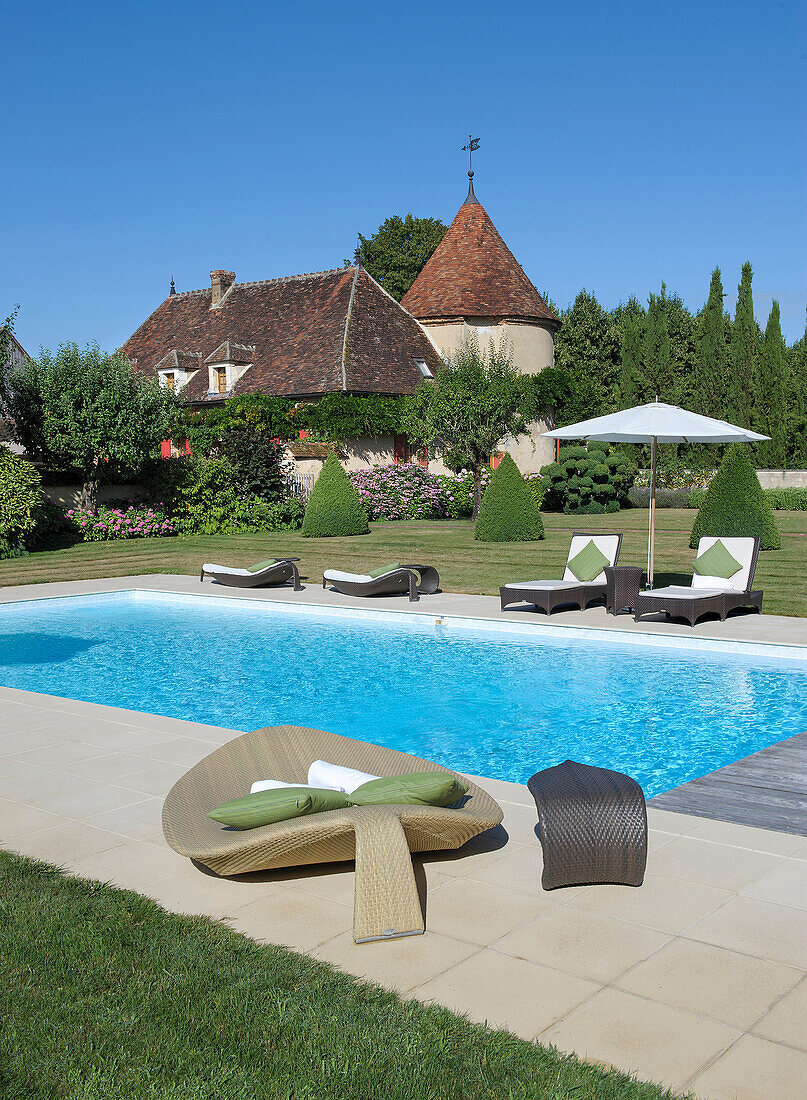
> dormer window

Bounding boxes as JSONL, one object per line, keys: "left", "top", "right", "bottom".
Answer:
{"left": 163, "top": 372, "right": 175, "bottom": 390}
{"left": 414, "top": 358, "right": 433, "bottom": 379}
{"left": 215, "top": 366, "right": 227, "bottom": 394}
{"left": 154, "top": 350, "right": 200, "bottom": 393}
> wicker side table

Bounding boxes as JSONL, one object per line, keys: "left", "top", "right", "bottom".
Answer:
{"left": 605, "top": 565, "right": 643, "bottom": 616}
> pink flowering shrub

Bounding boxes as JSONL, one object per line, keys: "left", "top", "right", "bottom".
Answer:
{"left": 66, "top": 503, "right": 177, "bottom": 541}
{"left": 347, "top": 464, "right": 494, "bottom": 521}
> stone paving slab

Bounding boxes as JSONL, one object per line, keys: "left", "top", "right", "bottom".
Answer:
{"left": 2, "top": 576, "right": 807, "bottom": 1096}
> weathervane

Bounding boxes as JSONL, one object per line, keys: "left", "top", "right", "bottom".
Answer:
{"left": 462, "top": 134, "right": 480, "bottom": 179}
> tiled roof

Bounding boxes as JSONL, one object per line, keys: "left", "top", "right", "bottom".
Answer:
{"left": 119, "top": 268, "right": 440, "bottom": 402}
{"left": 401, "top": 189, "right": 558, "bottom": 325}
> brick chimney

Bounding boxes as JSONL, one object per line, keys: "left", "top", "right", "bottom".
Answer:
{"left": 210, "top": 270, "right": 235, "bottom": 307}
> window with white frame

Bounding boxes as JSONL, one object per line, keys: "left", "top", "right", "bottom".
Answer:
{"left": 413, "top": 358, "right": 433, "bottom": 379}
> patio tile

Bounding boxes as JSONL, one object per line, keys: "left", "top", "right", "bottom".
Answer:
{"left": 112, "top": 762, "right": 187, "bottom": 797}
{"left": 0, "top": 797, "right": 67, "bottom": 840}
{"left": 12, "top": 741, "right": 110, "bottom": 770}
{"left": 230, "top": 889, "right": 354, "bottom": 952}
{"left": 73, "top": 723, "right": 177, "bottom": 751}
{"left": 541, "top": 988, "right": 740, "bottom": 1093}
{"left": 565, "top": 873, "right": 732, "bottom": 935}
{"left": 740, "top": 859, "right": 807, "bottom": 910}
{"left": 690, "top": 1033, "right": 807, "bottom": 1100}
{"left": 686, "top": 895, "right": 807, "bottom": 969}
{"left": 459, "top": 843, "right": 585, "bottom": 900}
{"left": 648, "top": 835, "right": 781, "bottom": 892}
{"left": 148, "top": 864, "right": 291, "bottom": 919}
{"left": 751, "top": 976, "right": 807, "bottom": 1051}
{"left": 645, "top": 807, "right": 703, "bottom": 835}
{"left": 136, "top": 738, "right": 212, "bottom": 766}
{"left": 68, "top": 840, "right": 191, "bottom": 893}
{"left": 0, "top": 727, "right": 64, "bottom": 755}
{"left": 61, "top": 752, "right": 161, "bottom": 781}
{"left": 423, "top": 833, "right": 513, "bottom": 879}
{"left": 492, "top": 906, "right": 670, "bottom": 983}
{"left": 85, "top": 797, "right": 165, "bottom": 844}
{"left": 275, "top": 865, "right": 358, "bottom": 907}
{"left": 616, "top": 937, "right": 802, "bottom": 1029}
{"left": 9, "top": 820, "right": 123, "bottom": 867}
{"left": 687, "top": 817, "right": 807, "bottom": 857}
{"left": 410, "top": 949, "right": 599, "bottom": 1040}
{"left": 313, "top": 930, "right": 479, "bottom": 994}
{"left": 424, "top": 878, "right": 552, "bottom": 945}
{"left": 498, "top": 802, "right": 540, "bottom": 845}
{"left": 24, "top": 778, "right": 147, "bottom": 819}
{"left": 0, "top": 761, "right": 72, "bottom": 802}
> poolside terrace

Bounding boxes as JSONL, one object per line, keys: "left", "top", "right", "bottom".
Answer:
{"left": 2, "top": 575, "right": 807, "bottom": 1098}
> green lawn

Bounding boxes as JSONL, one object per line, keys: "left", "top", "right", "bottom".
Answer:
{"left": 0, "top": 852, "right": 685, "bottom": 1100}
{"left": 3, "top": 509, "right": 807, "bottom": 616}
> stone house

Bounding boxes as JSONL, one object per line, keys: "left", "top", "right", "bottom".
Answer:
{"left": 118, "top": 182, "right": 559, "bottom": 474}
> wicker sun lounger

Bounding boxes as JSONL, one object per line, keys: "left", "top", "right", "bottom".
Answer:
{"left": 201, "top": 558, "right": 303, "bottom": 590}
{"left": 323, "top": 564, "right": 440, "bottom": 602}
{"left": 528, "top": 760, "right": 647, "bottom": 890}
{"left": 500, "top": 532, "right": 623, "bottom": 614}
{"left": 633, "top": 536, "right": 762, "bottom": 627}
{"left": 162, "top": 724, "right": 502, "bottom": 943}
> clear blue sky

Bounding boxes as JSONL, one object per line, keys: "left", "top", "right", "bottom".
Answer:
{"left": 4, "top": 0, "right": 805, "bottom": 354}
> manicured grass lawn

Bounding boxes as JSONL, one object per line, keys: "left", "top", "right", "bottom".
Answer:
{"left": 0, "top": 852, "right": 684, "bottom": 1100}
{"left": 3, "top": 509, "right": 806, "bottom": 616}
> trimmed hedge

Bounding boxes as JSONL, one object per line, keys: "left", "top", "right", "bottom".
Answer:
{"left": 302, "top": 453, "right": 370, "bottom": 537}
{"left": 690, "top": 445, "right": 781, "bottom": 550}
{"left": 474, "top": 453, "right": 544, "bottom": 542}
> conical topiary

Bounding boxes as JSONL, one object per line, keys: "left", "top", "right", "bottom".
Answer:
{"left": 690, "top": 444, "right": 780, "bottom": 550}
{"left": 474, "top": 453, "right": 545, "bottom": 542}
{"left": 301, "top": 453, "right": 370, "bottom": 537}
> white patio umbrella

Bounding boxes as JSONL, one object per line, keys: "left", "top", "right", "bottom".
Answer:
{"left": 543, "top": 401, "right": 768, "bottom": 588}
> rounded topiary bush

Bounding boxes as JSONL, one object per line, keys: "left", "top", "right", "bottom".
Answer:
{"left": 690, "top": 444, "right": 781, "bottom": 550}
{"left": 540, "top": 441, "right": 634, "bottom": 514}
{"left": 474, "top": 453, "right": 544, "bottom": 542}
{"left": 302, "top": 452, "right": 370, "bottom": 537}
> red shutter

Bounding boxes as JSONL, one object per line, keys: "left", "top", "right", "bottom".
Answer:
{"left": 491, "top": 451, "right": 504, "bottom": 469}
{"left": 394, "top": 434, "right": 409, "bottom": 464}
{"left": 160, "top": 439, "right": 171, "bottom": 458}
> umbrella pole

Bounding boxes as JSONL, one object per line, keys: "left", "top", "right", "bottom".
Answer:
{"left": 648, "top": 436, "right": 657, "bottom": 588}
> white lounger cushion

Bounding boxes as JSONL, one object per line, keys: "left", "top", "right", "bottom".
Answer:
{"left": 323, "top": 569, "right": 374, "bottom": 583}
{"left": 691, "top": 537, "right": 755, "bottom": 592}
{"left": 503, "top": 579, "right": 603, "bottom": 591}
{"left": 307, "top": 760, "right": 381, "bottom": 794}
{"left": 561, "top": 533, "right": 621, "bottom": 584}
{"left": 639, "top": 584, "right": 729, "bottom": 600}
{"left": 204, "top": 562, "right": 284, "bottom": 576}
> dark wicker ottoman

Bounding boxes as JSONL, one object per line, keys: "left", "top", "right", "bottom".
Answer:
{"left": 527, "top": 760, "right": 647, "bottom": 890}
{"left": 605, "top": 566, "right": 643, "bottom": 616}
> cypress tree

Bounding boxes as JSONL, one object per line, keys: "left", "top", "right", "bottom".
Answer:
{"left": 301, "top": 453, "right": 370, "bottom": 537}
{"left": 789, "top": 310, "right": 807, "bottom": 465}
{"left": 617, "top": 298, "right": 643, "bottom": 406}
{"left": 694, "top": 268, "right": 729, "bottom": 418}
{"left": 474, "top": 453, "right": 544, "bottom": 542}
{"left": 690, "top": 444, "right": 780, "bottom": 550}
{"left": 728, "top": 262, "right": 757, "bottom": 428}
{"left": 642, "top": 285, "right": 672, "bottom": 400}
{"left": 756, "top": 301, "right": 789, "bottom": 468}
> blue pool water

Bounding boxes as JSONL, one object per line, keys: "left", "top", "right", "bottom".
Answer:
{"left": 3, "top": 591, "right": 807, "bottom": 797}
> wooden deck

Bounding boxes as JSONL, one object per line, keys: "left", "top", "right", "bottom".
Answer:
{"left": 649, "top": 729, "right": 807, "bottom": 836}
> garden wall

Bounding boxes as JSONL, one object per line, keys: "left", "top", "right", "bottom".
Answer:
{"left": 42, "top": 484, "right": 140, "bottom": 507}
{"left": 756, "top": 470, "right": 807, "bottom": 489}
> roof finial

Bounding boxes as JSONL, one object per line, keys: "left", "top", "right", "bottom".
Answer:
{"left": 461, "top": 134, "right": 480, "bottom": 204}
{"left": 169, "top": 276, "right": 176, "bottom": 296}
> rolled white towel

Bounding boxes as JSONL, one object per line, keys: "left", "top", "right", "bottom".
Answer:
{"left": 250, "top": 778, "right": 338, "bottom": 794}
{"left": 307, "top": 759, "right": 382, "bottom": 795}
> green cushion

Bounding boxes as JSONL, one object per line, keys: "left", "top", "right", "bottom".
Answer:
{"left": 208, "top": 787, "right": 349, "bottom": 829}
{"left": 367, "top": 562, "right": 402, "bottom": 579}
{"left": 350, "top": 771, "right": 469, "bottom": 807}
{"left": 247, "top": 559, "right": 280, "bottom": 573}
{"left": 693, "top": 539, "right": 742, "bottom": 580}
{"left": 567, "top": 540, "right": 610, "bottom": 582}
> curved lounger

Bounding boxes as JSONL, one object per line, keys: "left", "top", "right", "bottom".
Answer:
{"left": 201, "top": 559, "right": 303, "bottom": 590}
{"left": 322, "top": 564, "right": 440, "bottom": 602}
{"left": 162, "top": 725, "right": 502, "bottom": 943}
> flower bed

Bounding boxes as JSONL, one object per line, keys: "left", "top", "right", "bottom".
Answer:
{"left": 67, "top": 503, "right": 177, "bottom": 541}
{"left": 347, "top": 465, "right": 495, "bottom": 521}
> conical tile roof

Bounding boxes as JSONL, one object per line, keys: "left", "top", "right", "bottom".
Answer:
{"left": 401, "top": 189, "right": 557, "bottom": 325}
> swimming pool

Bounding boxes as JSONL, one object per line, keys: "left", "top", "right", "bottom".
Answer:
{"left": 3, "top": 590, "right": 807, "bottom": 797}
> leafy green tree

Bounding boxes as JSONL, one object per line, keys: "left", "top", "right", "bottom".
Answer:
{"left": 756, "top": 301, "right": 789, "bottom": 467}
{"left": 0, "top": 343, "right": 178, "bottom": 511}
{"left": 403, "top": 336, "right": 532, "bottom": 519}
{"left": 352, "top": 214, "right": 447, "bottom": 301}
{"left": 690, "top": 444, "right": 780, "bottom": 550}
{"left": 728, "top": 262, "right": 757, "bottom": 428}
{"left": 0, "top": 448, "right": 42, "bottom": 558}
{"left": 301, "top": 452, "right": 369, "bottom": 537}
{"left": 693, "top": 268, "right": 730, "bottom": 418}
{"left": 218, "top": 431, "right": 288, "bottom": 500}
{"left": 553, "top": 291, "right": 620, "bottom": 422}
{"left": 474, "top": 453, "right": 544, "bottom": 542}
